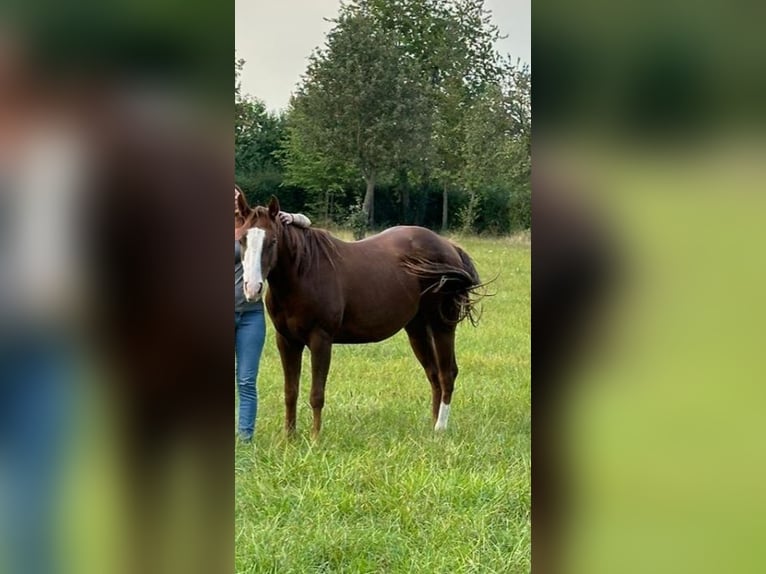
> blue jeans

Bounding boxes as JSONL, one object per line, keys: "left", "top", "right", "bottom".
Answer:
{"left": 235, "top": 308, "right": 266, "bottom": 440}
{"left": 0, "top": 336, "right": 75, "bottom": 574}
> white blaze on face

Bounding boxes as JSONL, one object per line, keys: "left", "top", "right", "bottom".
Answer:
{"left": 242, "top": 227, "right": 266, "bottom": 301}
{"left": 434, "top": 402, "right": 451, "bottom": 432}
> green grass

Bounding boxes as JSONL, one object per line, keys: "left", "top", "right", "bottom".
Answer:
{"left": 235, "top": 233, "right": 530, "bottom": 573}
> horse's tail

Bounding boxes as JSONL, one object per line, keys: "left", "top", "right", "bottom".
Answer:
{"left": 401, "top": 243, "right": 487, "bottom": 326}
{"left": 455, "top": 244, "right": 481, "bottom": 288}
{"left": 452, "top": 245, "right": 485, "bottom": 326}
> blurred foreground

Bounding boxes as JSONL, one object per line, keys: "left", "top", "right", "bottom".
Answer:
{"left": 535, "top": 136, "right": 766, "bottom": 574}
{"left": 533, "top": 0, "right": 766, "bottom": 569}
{"left": 0, "top": 5, "right": 232, "bottom": 574}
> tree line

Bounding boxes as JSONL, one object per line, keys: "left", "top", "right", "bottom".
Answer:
{"left": 235, "top": 0, "right": 530, "bottom": 235}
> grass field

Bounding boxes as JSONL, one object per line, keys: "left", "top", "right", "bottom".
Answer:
{"left": 235, "top": 233, "right": 530, "bottom": 573}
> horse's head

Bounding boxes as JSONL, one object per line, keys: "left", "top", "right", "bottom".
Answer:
{"left": 236, "top": 195, "right": 282, "bottom": 302}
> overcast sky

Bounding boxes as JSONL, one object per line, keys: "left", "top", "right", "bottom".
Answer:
{"left": 235, "top": 0, "right": 530, "bottom": 113}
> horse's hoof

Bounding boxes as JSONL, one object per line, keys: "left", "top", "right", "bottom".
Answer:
{"left": 434, "top": 403, "right": 451, "bottom": 432}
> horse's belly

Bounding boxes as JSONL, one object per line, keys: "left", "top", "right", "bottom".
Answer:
{"left": 333, "top": 299, "right": 418, "bottom": 344}
{"left": 333, "top": 325, "right": 403, "bottom": 344}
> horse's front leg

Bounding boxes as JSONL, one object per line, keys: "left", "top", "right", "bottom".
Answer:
{"left": 276, "top": 332, "right": 304, "bottom": 437}
{"left": 308, "top": 330, "right": 333, "bottom": 440}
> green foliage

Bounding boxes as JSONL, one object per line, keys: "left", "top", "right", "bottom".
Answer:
{"left": 457, "top": 190, "right": 481, "bottom": 234}
{"left": 346, "top": 200, "right": 367, "bottom": 241}
{"left": 281, "top": 100, "right": 358, "bottom": 194}
{"left": 235, "top": 58, "right": 291, "bottom": 201}
{"left": 236, "top": 235, "right": 531, "bottom": 572}
{"left": 456, "top": 58, "right": 531, "bottom": 234}
{"left": 345, "top": 198, "right": 369, "bottom": 240}
{"left": 509, "top": 183, "right": 532, "bottom": 231}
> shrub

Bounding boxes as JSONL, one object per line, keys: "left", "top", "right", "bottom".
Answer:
{"left": 345, "top": 198, "right": 368, "bottom": 240}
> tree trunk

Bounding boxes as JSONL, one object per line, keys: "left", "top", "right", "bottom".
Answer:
{"left": 398, "top": 169, "right": 410, "bottom": 224}
{"left": 363, "top": 174, "right": 375, "bottom": 227}
{"left": 402, "top": 186, "right": 410, "bottom": 224}
{"left": 442, "top": 180, "right": 449, "bottom": 231}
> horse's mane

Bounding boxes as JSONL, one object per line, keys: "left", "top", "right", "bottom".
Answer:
{"left": 277, "top": 214, "right": 339, "bottom": 275}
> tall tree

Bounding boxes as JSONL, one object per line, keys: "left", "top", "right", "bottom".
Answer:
{"left": 459, "top": 58, "right": 531, "bottom": 231}
{"left": 358, "top": 0, "right": 503, "bottom": 230}
{"left": 281, "top": 1, "right": 530, "bottom": 232}
{"left": 284, "top": 3, "right": 431, "bottom": 227}
{"left": 432, "top": 0, "right": 503, "bottom": 230}
{"left": 281, "top": 97, "right": 357, "bottom": 222}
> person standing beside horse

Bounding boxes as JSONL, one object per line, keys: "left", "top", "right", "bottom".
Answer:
{"left": 234, "top": 185, "right": 311, "bottom": 443}
{"left": 0, "top": 29, "right": 94, "bottom": 574}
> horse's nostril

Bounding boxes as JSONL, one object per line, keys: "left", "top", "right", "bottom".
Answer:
{"left": 243, "top": 281, "right": 261, "bottom": 300}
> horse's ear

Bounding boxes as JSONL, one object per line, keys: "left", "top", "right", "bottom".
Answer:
{"left": 235, "top": 185, "right": 252, "bottom": 219}
{"left": 268, "top": 195, "right": 281, "bottom": 219}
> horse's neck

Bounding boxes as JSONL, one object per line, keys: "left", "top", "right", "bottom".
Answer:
{"left": 267, "top": 234, "right": 302, "bottom": 293}
{"left": 269, "top": 227, "right": 338, "bottom": 295}
{"left": 268, "top": 262, "right": 295, "bottom": 288}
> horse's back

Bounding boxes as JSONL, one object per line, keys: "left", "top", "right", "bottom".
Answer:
{"left": 356, "top": 225, "right": 461, "bottom": 265}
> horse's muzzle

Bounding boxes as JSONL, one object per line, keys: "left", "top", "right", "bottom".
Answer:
{"left": 244, "top": 281, "right": 263, "bottom": 302}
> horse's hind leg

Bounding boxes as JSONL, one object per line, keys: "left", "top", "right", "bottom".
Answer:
{"left": 405, "top": 318, "right": 441, "bottom": 425}
{"left": 430, "top": 323, "right": 458, "bottom": 432}
{"left": 276, "top": 332, "right": 304, "bottom": 436}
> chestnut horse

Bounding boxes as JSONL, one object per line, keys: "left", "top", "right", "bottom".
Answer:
{"left": 235, "top": 195, "right": 483, "bottom": 438}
